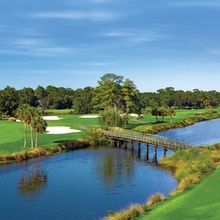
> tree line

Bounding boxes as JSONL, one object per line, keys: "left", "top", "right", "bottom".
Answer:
{"left": 1, "top": 73, "right": 220, "bottom": 117}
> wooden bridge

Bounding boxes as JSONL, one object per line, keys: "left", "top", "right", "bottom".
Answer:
{"left": 102, "top": 130, "right": 206, "bottom": 162}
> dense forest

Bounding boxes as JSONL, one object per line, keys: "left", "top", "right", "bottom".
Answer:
{"left": 0, "top": 73, "right": 220, "bottom": 116}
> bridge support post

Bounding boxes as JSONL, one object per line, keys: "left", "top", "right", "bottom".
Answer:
{"left": 112, "top": 139, "right": 115, "bottom": 147}
{"left": 164, "top": 148, "right": 168, "bottom": 158}
{"left": 117, "top": 140, "right": 122, "bottom": 148}
{"left": 138, "top": 143, "right": 141, "bottom": 158}
{"left": 131, "top": 141, "right": 134, "bottom": 151}
{"left": 112, "top": 140, "right": 116, "bottom": 147}
{"left": 154, "top": 146, "right": 158, "bottom": 163}
{"left": 124, "top": 141, "right": 128, "bottom": 149}
{"left": 146, "top": 144, "right": 149, "bottom": 161}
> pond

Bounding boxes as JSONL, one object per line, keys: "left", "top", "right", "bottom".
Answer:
{"left": 0, "top": 148, "right": 176, "bottom": 220}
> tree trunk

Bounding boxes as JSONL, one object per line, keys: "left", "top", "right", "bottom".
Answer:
{"left": 24, "top": 123, "right": 27, "bottom": 147}
{"left": 30, "top": 127, "right": 34, "bottom": 148}
{"left": 35, "top": 133, "right": 39, "bottom": 148}
{"left": 170, "top": 116, "right": 173, "bottom": 124}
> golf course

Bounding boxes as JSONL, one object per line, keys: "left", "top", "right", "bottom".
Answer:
{"left": 1, "top": 108, "right": 220, "bottom": 220}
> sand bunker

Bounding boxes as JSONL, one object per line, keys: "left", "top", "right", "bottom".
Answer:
{"left": 79, "top": 115, "right": 99, "bottom": 118}
{"left": 129, "top": 113, "right": 139, "bottom": 117}
{"left": 43, "top": 116, "right": 61, "bottom": 120}
{"left": 46, "top": 126, "right": 81, "bottom": 134}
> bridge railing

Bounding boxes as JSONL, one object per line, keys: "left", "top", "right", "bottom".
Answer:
{"left": 101, "top": 130, "right": 206, "bottom": 150}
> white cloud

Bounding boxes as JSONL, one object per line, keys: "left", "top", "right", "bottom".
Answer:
{"left": 0, "top": 45, "right": 76, "bottom": 57}
{"left": 33, "top": 11, "right": 117, "bottom": 21}
{"left": 10, "top": 39, "right": 42, "bottom": 46}
{"left": 1, "top": 37, "right": 90, "bottom": 57}
{"left": 102, "top": 29, "right": 171, "bottom": 45}
{"left": 171, "top": 1, "right": 220, "bottom": 7}
{"left": 34, "top": 47, "right": 75, "bottom": 56}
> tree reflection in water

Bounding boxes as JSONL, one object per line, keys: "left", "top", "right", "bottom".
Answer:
{"left": 18, "top": 162, "right": 47, "bottom": 197}
{"left": 96, "top": 149, "right": 135, "bottom": 186}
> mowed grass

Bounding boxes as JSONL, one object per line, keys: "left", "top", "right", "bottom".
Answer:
{"left": 1, "top": 108, "right": 220, "bottom": 155}
{"left": 130, "top": 108, "right": 219, "bottom": 125}
{"left": 0, "top": 115, "right": 100, "bottom": 155}
{"left": 138, "top": 165, "right": 220, "bottom": 220}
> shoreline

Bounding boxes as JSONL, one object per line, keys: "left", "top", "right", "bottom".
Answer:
{"left": 0, "top": 140, "right": 90, "bottom": 165}
{"left": 1, "top": 113, "right": 220, "bottom": 165}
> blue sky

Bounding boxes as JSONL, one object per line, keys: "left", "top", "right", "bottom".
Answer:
{"left": 1, "top": 0, "right": 220, "bottom": 92}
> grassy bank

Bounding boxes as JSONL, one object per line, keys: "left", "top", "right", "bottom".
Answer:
{"left": 102, "top": 145, "right": 220, "bottom": 220}
{"left": 138, "top": 165, "right": 220, "bottom": 220}
{"left": 133, "top": 108, "right": 220, "bottom": 134}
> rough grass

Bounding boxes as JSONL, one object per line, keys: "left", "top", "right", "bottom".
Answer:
{"left": 135, "top": 144, "right": 220, "bottom": 220}
{"left": 159, "top": 148, "right": 215, "bottom": 190}
{"left": 103, "top": 144, "right": 220, "bottom": 220}
{"left": 147, "top": 193, "right": 165, "bottom": 206}
{"left": 138, "top": 165, "right": 220, "bottom": 220}
{"left": 102, "top": 204, "right": 147, "bottom": 220}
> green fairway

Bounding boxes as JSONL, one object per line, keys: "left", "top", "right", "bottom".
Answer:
{"left": 138, "top": 165, "right": 220, "bottom": 220}
{"left": 1, "top": 108, "right": 220, "bottom": 156}
{"left": 0, "top": 115, "right": 100, "bottom": 155}
{"left": 130, "top": 108, "right": 220, "bottom": 125}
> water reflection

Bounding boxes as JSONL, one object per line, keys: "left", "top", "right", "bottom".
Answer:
{"left": 0, "top": 147, "right": 177, "bottom": 220}
{"left": 18, "top": 162, "right": 47, "bottom": 198}
{"left": 96, "top": 150, "right": 135, "bottom": 182}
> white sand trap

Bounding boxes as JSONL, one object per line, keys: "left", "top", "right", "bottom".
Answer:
{"left": 79, "top": 115, "right": 99, "bottom": 118}
{"left": 46, "top": 126, "right": 81, "bottom": 134}
{"left": 42, "top": 116, "right": 61, "bottom": 120}
{"left": 129, "top": 113, "right": 139, "bottom": 117}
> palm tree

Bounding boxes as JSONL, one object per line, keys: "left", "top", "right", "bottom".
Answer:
{"left": 16, "top": 105, "right": 30, "bottom": 147}
{"left": 31, "top": 117, "right": 47, "bottom": 148}
{"left": 167, "top": 108, "right": 176, "bottom": 124}
{"left": 28, "top": 107, "right": 41, "bottom": 148}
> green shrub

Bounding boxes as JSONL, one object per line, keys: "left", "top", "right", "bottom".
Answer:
{"left": 84, "top": 130, "right": 109, "bottom": 146}
{"left": 133, "top": 125, "right": 156, "bottom": 134}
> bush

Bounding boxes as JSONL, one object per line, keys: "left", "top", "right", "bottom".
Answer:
{"left": 68, "top": 110, "right": 74, "bottom": 115}
{"left": 147, "top": 193, "right": 165, "bottom": 206}
{"left": 159, "top": 148, "right": 216, "bottom": 190}
{"left": 133, "top": 125, "right": 157, "bottom": 134}
{"left": 182, "top": 117, "right": 195, "bottom": 126}
{"left": 8, "top": 117, "right": 16, "bottom": 122}
{"left": 178, "top": 173, "right": 201, "bottom": 190}
{"left": 84, "top": 130, "right": 109, "bottom": 146}
{"left": 211, "top": 143, "right": 220, "bottom": 151}
{"left": 102, "top": 204, "right": 146, "bottom": 220}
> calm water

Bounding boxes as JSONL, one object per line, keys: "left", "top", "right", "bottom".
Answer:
{"left": 1, "top": 118, "right": 220, "bottom": 220}
{"left": 159, "top": 118, "right": 220, "bottom": 145}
